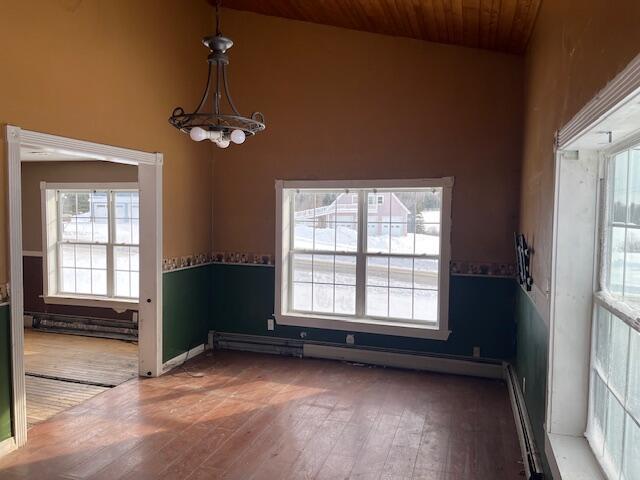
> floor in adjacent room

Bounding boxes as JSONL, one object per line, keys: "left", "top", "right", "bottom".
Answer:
{"left": 24, "top": 329, "right": 138, "bottom": 427}
{"left": 1, "top": 350, "right": 523, "bottom": 480}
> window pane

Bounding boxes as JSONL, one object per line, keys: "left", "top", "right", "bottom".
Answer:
{"left": 389, "top": 257, "right": 413, "bottom": 289}
{"left": 336, "top": 193, "right": 358, "bottom": 223}
{"left": 91, "top": 245, "right": 107, "bottom": 269}
{"left": 335, "top": 285, "right": 356, "bottom": 315}
{"left": 595, "top": 306, "right": 611, "bottom": 377}
{"left": 609, "top": 314, "right": 630, "bottom": 401}
{"left": 591, "top": 373, "right": 607, "bottom": 457}
{"left": 115, "top": 271, "right": 130, "bottom": 297}
{"left": 60, "top": 192, "right": 77, "bottom": 216}
{"left": 613, "top": 151, "right": 629, "bottom": 224}
{"left": 91, "top": 192, "right": 108, "bottom": 243}
{"left": 312, "top": 283, "right": 333, "bottom": 313}
{"left": 336, "top": 223, "right": 357, "bottom": 252}
{"left": 366, "top": 257, "right": 388, "bottom": 287}
{"left": 366, "top": 286, "right": 388, "bottom": 317}
{"left": 389, "top": 224, "right": 413, "bottom": 254}
{"left": 368, "top": 192, "right": 390, "bottom": 222}
{"left": 314, "top": 220, "right": 335, "bottom": 251}
{"left": 76, "top": 269, "right": 91, "bottom": 294}
{"left": 294, "top": 221, "right": 314, "bottom": 250}
{"left": 92, "top": 270, "right": 107, "bottom": 295}
{"left": 130, "top": 271, "right": 139, "bottom": 298}
{"left": 393, "top": 192, "right": 416, "bottom": 219}
{"left": 610, "top": 226, "right": 626, "bottom": 295}
{"left": 414, "top": 290, "right": 438, "bottom": 322}
{"left": 628, "top": 149, "right": 640, "bottom": 226}
{"left": 115, "top": 246, "right": 130, "bottom": 270}
{"left": 335, "top": 256, "right": 356, "bottom": 285}
{"left": 622, "top": 414, "right": 640, "bottom": 480}
{"left": 76, "top": 216, "right": 92, "bottom": 242}
{"left": 627, "top": 327, "right": 640, "bottom": 421}
{"left": 61, "top": 267, "right": 75, "bottom": 292}
{"left": 604, "top": 390, "right": 625, "bottom": 478}
{"left": 415, "top": 224, "right": 440, "bottom": 255}
{"left": 416, "top": 189, "right": 442, "bottom": 222}
{"left": 312, "top": 255, "right": 334, "bottom": 283}
{"left": 61, "top": 216, "right": 76, "bottom": 241}
{"left": 131, "top": 218, "right": 140, "bottom": 245}
{"left": 625, "top": 229, "right": 640, "bottom": 299}
{"left": 414, "top": 259, "right": 438, "bottom": 290}
{"left": 130, "top": 246, "right": 139, "bottom": 272}
{"left": 389, "top": 288, "right": 412, "bottom": 319}
{"left": 294, "top": 191, "right": 315, "bottom": 216}
{"left": 292, "top": 253, "right": 312, "bottom": 282}
{"left": 60, "top": 244, "right": 75, "bottom": 267}
{"left": 367, "top": 223, "right": 390, "bottom": 253}
{"left": 292, "top": 282, "right": 311, "bottom": 311}
{"left": 76, "top": 244, "right": 91, "bottom": 269}
{"left": 115, "top": 218, "right": 132, "bottom": 244}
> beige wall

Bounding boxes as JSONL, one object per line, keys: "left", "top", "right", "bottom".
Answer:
{"left": 0, "top": 0, "right": 215, "bottom": 284}
{"left": 520, "top": 0, "right": 640, "bottom": 293}
{"left": 21, "top": 161, "right": 137, "bottom": 252}
{"left": 211, "top": 9, "right": 524, "bottom": 264}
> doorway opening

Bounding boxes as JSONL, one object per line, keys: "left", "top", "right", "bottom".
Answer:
{"left": 5, "top": 126, "right": 163, "bottom": 448}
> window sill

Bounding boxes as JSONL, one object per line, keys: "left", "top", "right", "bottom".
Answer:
{"left": 546, "top": 432, "right": 606, "bottom": 480}
{"left": 43, "top": 295, "right": 138, "bottom": 312}
{"left": 276, "top": 312, "right": 450, "bottom": 340}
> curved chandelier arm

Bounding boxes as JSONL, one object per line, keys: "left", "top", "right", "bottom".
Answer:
{"left": 222, "top": 64, "right": 242, "bottom": 117}
{"left": 194, "top": 62, "right": 213, "bottom": 114}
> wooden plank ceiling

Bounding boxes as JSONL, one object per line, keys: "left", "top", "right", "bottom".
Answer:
{"left": 217, "top": 0, "right": 541, "bottom": 54}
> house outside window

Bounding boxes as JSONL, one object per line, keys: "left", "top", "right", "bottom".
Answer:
{"left": 588, "top": 146, "right": 640, "bottom": 479}
{"left": 275, "top": 178, "right": 453, "bottom": 340}
{"left": 41, "top": 183, "right": 140, "bottom": 307}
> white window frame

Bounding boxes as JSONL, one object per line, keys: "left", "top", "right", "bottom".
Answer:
{"left": 585, "top": 142, "right": 640, "bottom": 480}
{"left": 274, "top": 178, "right": 453, "bottom": 340}
{"left": 41, "top": 181, "right": 140, "bottom": 310}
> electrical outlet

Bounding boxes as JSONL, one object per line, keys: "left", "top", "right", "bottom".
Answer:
{"left": 346, "top": 334, "right": 355, "bottom": 345}
{"left": 472, "top": 346, "right": 480, "bottom": 358}
{"left": 267, "top": 318, "right": 275, "bottom": 331}
{"left": 300, "top": 331, "right": 307, "bottom": 339}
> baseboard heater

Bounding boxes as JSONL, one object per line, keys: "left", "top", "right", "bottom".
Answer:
{"left": 505, "top": 363, "right": 545, "bottom": 479}
{"left": 212, "top": 331, "right": 504, "bottom": 379}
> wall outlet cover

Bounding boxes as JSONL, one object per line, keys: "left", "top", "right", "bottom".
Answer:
{"left": 346, "top": 334, "right": 355, "bottom": 345}
{"left": 472, "top": 346, "right": 481, "bottom": 357}
{"left": 267, "top": 318, "right": 275, "bottom": 331}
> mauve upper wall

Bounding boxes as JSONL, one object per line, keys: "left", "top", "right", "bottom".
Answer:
{"left": 0, "top": 0, "right": 216, "bottom": 285}
{"left": 211, "top": 8, "right": 525, "bottom": 265}
{"left": 519, "top": 0, "right": 640, "bottom": 301}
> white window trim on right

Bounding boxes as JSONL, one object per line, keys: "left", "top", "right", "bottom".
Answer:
{"left": 274, "top": 177, "right": 453, "bottom": 340}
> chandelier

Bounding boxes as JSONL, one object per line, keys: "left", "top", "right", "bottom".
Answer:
{"left": 168, "top": 1, "right": 265, "bottom": 148}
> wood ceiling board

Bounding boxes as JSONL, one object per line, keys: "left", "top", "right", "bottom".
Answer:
{"left": 216, "top": 0, "right": 542, "bottom": 54}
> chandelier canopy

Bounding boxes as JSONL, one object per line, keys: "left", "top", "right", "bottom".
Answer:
{"left": 168, "top": 2, "right": 265, "bottom": 148}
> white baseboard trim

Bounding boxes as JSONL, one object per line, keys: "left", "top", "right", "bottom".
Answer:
{"left": 302, "top": 344, "right": 504, "bottom": 379}
{"left": 162, "top": 344, "right": 205, "bottom": 373}
{"left": 0, "top": 436, "right": 17, "bottom": 458}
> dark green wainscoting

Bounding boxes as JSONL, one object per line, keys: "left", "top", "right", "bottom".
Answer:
{"left": 514, "top": 286, "right": 550, "bottom": 476}
{"left": 211, "top": 263, "right": 517, "bottom": 360}
{"left": 162, "top": 265, "right": 213, "bottom": 363}
{"left": 0, "top": 304, "right": 12, "bottom": 442}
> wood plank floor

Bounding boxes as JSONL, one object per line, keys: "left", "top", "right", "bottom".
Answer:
{"left": 24, "top": 329, "right": 138, "bottom": 427}
{"left": 0, "top": 351, "right": 524, "bottom": 480}
{"left": 25, "top": 329, "right": 138, "bottom": 386}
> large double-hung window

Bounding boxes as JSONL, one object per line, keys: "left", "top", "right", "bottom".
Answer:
{"left": 588, "top": 146, "right": 640, "bottom": 479}
{"left": 275, "top": 178, "right": 453, "bottom": 339}
{"left": 41, "top": 183, "right": 140, "bottom": 307}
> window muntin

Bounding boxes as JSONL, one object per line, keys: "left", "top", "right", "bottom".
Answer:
{"left": 589, "top": 146, "right": 640, "bottom": 479}
{"left": 285, "top": 185, "right": 446, "bottom": 326}
{"left": 52, "top": 188, "right": 139, "bottom": 300}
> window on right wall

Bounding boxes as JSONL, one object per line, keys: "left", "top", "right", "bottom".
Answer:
{"left": 588, "top": 145, "right": 640, "bottom": 479}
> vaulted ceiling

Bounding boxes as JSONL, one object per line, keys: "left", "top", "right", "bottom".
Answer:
{"left": 216, "top": 0, "right": 542, "bottom": 54}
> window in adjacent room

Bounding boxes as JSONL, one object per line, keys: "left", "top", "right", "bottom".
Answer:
{"left": 275, "top": 178, "right": 453, "bottom": 340}
{"left": 41, "top": 183, "right": 140, "bottom": 305}
{"left": 588, "top": 145, "right": 640, "bottom": 479}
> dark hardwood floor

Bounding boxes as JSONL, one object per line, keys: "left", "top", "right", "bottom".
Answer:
{"left": 0, "top": 350, "right": 523, "bottom": 479}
